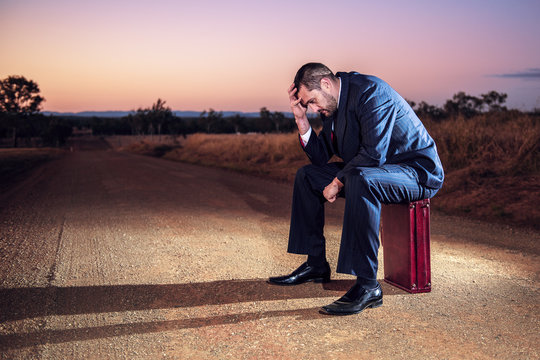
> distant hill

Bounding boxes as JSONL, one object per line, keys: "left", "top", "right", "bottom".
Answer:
{"left": 43, "top": 111, "right": 294, "bottom": 118}
{"left": 43, "top": 111, "right": 134, "bottom": 118}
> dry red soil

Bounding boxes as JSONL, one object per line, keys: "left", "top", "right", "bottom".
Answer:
{"left": 1, "top": 137, "right": 538, "bottom": 359}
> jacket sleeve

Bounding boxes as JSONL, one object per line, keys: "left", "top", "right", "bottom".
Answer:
{"left": 336, "top": 87, "right": 397, "bottom": 182}
{"left": 301, "top": 125, "right": 334, "bottom": 166}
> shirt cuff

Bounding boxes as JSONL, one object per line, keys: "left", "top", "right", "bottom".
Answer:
{"left": 299, "top": 127, "right": 312, "bottom": 146}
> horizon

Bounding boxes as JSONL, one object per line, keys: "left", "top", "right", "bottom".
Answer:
{"left": 2, "top": 0, "right": 540, "bottom": 112}
{"left": 42, "top": 110, "right": 276, "bottom": 117}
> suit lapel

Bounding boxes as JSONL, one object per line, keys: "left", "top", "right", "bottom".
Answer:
{"left": 335, "top": 73, "right": 349, "bottom": 156}
{"left": 321, "top": 117, "right": 334, "bottom": 152}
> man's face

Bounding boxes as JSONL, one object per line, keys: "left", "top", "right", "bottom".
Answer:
{"left": 297, "top": 85, "right": 338, "bottom": 117}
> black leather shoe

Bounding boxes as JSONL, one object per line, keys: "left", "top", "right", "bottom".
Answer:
{"left": 268, "top": 261, "right": 331, "bottom": 285}
{"left": 321, "top": 282, "right": 382, "bottom": 315}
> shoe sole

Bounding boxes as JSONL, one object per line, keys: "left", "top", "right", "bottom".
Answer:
{"left": 267, "top": 276, "right": 331, "bottom": 286}
{"left": 320, "top": 298, "right": 383, "bottom": 316}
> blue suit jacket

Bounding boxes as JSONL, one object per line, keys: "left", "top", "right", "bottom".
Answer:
{"left": 303, "top": 72, "right": 444, "bottom": 190}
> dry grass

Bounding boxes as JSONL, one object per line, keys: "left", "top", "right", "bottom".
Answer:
{"left": 105, "top": 135, "right": 183, "bottom": 149}
{"left": 123, "top": 112, "right": 540, "bottom": 229}
{"left": 427, "top": 112, "right": 539, "bottom": 175}
{"left": 162, "top": 133, "right": 311, "bottom": 182}
{"left": 425, "top": 112, "right": 539, "bottom": 228}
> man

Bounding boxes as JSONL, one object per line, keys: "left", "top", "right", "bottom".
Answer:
{"left": 268, "top": 63, "right": 444, "bottom": 315}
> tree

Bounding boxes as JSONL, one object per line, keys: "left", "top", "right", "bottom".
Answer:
{"left": 480, "top": 91, "right": 507, "bottom": 112}
{"left": 272, "top": 111, "right": 295, "bottom": 132}
{"left": 198, "top": 108, "right": 222, "bottom": 133}
{"left": 148, "top": 98, "right": 173, "bottom": 138}
{"left": 256, "top": 107, "right": 293, "bottom": 133}
{"left": 148, "top": 98, "right": 173, "bottom": 137}
{"left": 0, "top": 75, "right": 45, "bottom": 146}
{"left": 415, "top": 101, "right": 446, "bottom": 121}
{"left": 230, "top": 114, "right": 246, "bottom": 133}
{"left": 40, "top": 117, "right": 73, "bottom": 147}
{"left": 443, "top": 91, "right": 482, "bottom": 118}
{"left": 127, "top": 98, "right": 173, "bottom": 136}
{"left": 257, "top": 107, "right": 274, "bottom": 133}
{"left": 0, "top": 75, "right": 45, "bottom": 114}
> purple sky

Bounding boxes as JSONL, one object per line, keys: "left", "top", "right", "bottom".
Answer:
{"left": 1, "top": 0, "right": 539, "bottom": 112}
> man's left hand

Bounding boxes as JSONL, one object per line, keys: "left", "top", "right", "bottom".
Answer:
{"left": 323, "top": 177, "right": 344, "bottom": 203}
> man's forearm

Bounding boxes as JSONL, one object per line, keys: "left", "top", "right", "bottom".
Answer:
{"left": 295, "top": 115, "right": 311, "bottom": 136}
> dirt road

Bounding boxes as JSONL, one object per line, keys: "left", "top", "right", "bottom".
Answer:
{"left": 1, "top": 137, "right": 539, "bottom": 359}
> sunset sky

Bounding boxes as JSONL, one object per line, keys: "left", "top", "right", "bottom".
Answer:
{"left": 1, "top": 0, "right": 539, "bottom": 113}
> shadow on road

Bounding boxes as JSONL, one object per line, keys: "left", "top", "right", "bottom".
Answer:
{"left": 1, "top": 279, "right": 407, "bottom": 321}
{"left": 0, "top": 279, "right": 407, "bottom": 349}
{"left": 0, "top": 307, "right": 324, "bottom": 350}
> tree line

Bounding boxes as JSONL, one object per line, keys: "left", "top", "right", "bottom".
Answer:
{"left": 0, "top": 75, "right": 302, "bottom": 145}
{"left": 1, "top": 75, "right": 536, "bottom": 147}
{"left": 408, "top": 90, "right": 510, "bottom": 121}
{"left": 87, "top": 105, "right": 299, "bottom": 136}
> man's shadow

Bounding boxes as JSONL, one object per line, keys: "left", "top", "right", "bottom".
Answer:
{"left": 0, "top": 279, "right": 407, "bottom": 350}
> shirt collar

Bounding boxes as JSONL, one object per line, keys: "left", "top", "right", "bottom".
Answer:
{"left": 331, "top": 78, "right": 342, "bottom": 132}
{"left": 337, "top": 78, "right": 342, "bottom": 107}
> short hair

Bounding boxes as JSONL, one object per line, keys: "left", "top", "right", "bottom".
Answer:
{"left": 294, "top": 63, "right": 337, "bottom": 91}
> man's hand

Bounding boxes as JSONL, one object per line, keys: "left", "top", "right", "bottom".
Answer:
{"left": 288, "top": 83, "right": 310, "bottom": 135}
{"left": 323, "top": 177, "right": 344, "bottom": 203}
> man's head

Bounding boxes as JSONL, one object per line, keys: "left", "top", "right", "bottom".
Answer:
{"left": 293, "top": 63, "right": 340, "bottom": 117}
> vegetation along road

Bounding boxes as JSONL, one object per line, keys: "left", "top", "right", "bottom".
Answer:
{"left": 0, "top": 136, "right": 538, "bottom": 359}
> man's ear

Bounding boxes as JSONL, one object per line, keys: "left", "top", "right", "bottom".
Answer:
{"left": 320, "top": 77, "right": 331, "bottom": 91}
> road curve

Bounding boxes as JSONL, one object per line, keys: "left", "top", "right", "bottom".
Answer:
{"left": 1, "top": 137, "right": 538, "bottom": 359}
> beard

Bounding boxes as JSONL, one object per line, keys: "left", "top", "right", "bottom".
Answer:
{"left": 319, "top": 91, "right": 338, "bottom": 117}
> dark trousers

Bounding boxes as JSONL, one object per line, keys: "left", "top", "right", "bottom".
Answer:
{"left": 287, "top": 162, "right": 438, "bottom": 282}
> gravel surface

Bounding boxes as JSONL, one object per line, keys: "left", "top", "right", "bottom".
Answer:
{"left": 1, "top": 136, "right": 539, "bottom": 359}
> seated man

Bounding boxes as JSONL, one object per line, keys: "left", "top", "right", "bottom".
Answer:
{"left": 269, "top": 63, "right": 444, "bottom": 315}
